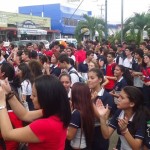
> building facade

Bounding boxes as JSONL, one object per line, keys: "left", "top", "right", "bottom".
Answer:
{"left": 0, "top": 11, "right": 59, "bottom": 41}
{"left": 19, "top": 3, "right": 91, "bottom": 38}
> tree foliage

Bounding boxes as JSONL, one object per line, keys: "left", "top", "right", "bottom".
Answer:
{"left": 123, "top": 12, "right": 150, "bottom": 45}
{"left": 75, "top": 14, "right": 105, "bottom": 43}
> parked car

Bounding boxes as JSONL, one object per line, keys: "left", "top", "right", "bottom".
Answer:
{"left": 11, "top": 40, "right": 49, "bottom": 49}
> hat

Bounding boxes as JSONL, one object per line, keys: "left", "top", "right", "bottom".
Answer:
{"left": 59, "top": 41, "right": 67, "bottom": 49}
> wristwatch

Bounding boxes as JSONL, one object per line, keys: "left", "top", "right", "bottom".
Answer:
{"left": 0, "top": 106, "right": 6, "bottom": 110}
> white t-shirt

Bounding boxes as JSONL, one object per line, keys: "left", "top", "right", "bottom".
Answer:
{"left": 123, "top": 58, "right": 133, "bottom": 69}
{"left": 70, "top": 55, "right": 76, "bottom": 62}
{"left": 21, "top": 80, "right": 32, "bottom": 95}
{"left": 69, "top": 68, "right": 80, "bottom": 86}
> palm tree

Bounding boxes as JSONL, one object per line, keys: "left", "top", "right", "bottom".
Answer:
{"left": 123, "top": 12, "right": 150, "bottom": 44}
{"left": 75, "top": 14, "right": 105, "bottom": 42}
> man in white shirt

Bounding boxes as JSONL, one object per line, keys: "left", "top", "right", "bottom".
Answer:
{"left": 123, "top": 46, "right": 134, "bottom": 69}
{"left": 58, "top": 54, "right": 80, "bottom": 85}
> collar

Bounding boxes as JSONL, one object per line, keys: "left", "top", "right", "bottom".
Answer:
{"left": 83, "top": 60, "right": 87, "bottom": 64}
{"left": 52, "top": 64, "right": 58, "bottom": 69}
{"left": 118, "top": 76, "right": 123, "bottom": 82}
{"left": 68, "top": 66, "right": 74, "bottom": 72}
{"left": 97, "top": 88, "right": 105, "bottom": 96}
{"left": 119, "top": 110, "right": 135, "bottom": 121}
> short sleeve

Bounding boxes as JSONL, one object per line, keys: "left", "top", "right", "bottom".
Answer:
{"left": 109, "top": 109, "right": 121, "bottom": 129}
{"left": 29, "top": 119, "right": 47, "bottom": 142}
{"left": 69, "top": 110, "right": 81, "bottom": 128}
{"left": 134, "top": 125, "right": 145, "bottom": 140}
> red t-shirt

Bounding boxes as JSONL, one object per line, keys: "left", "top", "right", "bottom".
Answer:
{"left": 142, "top": 67, "right": 150, "bottom": 83}
{"left": 29, "top": 115, "right": 66, "bottom": 150}
{"left": 74, "top": 50, "right": 86, "bottom": 63}
{"left": 0, "top": 111, "right": 23, "bottom": 150}
{"left": 105, "top": 63, "right": 116, "bottom": 90}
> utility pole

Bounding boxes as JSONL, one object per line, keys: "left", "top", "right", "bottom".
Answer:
{"left": 105, "top": 0, "right": 108, "bottom": 40}
{"left": 121, "top": 0, "right": 124, "bottom": 43}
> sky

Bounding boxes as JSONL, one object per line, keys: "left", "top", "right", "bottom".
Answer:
{"left": 0, "top": 0, "right": 149, "bottom": 24}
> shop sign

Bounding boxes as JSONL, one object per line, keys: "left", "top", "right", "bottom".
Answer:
{"left": 18, "top": 28, "right": 47, "bottom": 35}
{"left": 17, "top": 20, "right": 37, "bottom": 29}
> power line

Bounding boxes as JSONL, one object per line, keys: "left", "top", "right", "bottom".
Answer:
{"left": 69, "top": 0, "right": 85, "bottom": 20}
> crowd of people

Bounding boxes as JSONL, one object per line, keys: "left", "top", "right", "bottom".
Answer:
{"left": 0, "top": 39, "right": 149, "bottom": 150}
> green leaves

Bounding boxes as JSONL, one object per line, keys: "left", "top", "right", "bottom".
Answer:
{"left": 75, "top": 14, "right": 105, "bottom": 42}
{"left": 123, "top": 12, "right": 150, "bottom": 44}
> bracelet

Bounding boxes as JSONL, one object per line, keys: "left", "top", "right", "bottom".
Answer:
{"left": 121, "top": 128, "right": 128, "bottom": 135}
{"left": 0, "top": 105, "right": 6, "bottom": 110}
{"left": 6, "top": 91, "right": 15, "bottom": 101}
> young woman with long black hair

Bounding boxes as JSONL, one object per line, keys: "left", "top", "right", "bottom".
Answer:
{"left": 87, "top": 68, "right": 115, "bottom": 150}
{"left": 95, "top": 86, "right": 146, "bottom": 150}
{"left": 0, "top": 75, "right": 71, "bottom": 150}
{"left": 17, "top": 63, "right": 34, "bottom": 110}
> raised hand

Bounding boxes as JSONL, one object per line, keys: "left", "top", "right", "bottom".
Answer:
{"left": 1, "top": 78, "right": 11, "bottom": 94}
{"left": 95, "top": 99, "right": 109, "bottom": 118}
{"left": 0, "top": 83, "right": 6, "bottom": 106}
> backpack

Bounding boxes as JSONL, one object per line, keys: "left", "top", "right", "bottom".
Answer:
{"left": 69, "top": 70, "right": 85, "bottom": 83}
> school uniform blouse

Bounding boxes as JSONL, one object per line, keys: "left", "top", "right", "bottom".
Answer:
{"left": 109, "top": 110, "right": 145, "bottom": 150}
{"left": 69, "top": 109, "right": 86, "bottom": 149}
{"left": 114, "top": 77, "right": 127, "bottom": 92}
{"left": 95, "top": 88, "right": 115, "bottom": 126}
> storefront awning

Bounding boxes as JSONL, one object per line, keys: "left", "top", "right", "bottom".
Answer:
{"left": 18, "top": 28, "right": 47, "bottom": 35}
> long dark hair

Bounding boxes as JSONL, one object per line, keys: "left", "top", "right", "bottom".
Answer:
{"left": 71, "top": 82, "right": 94, "bottom": 148}
{"left": 123, "top": 86, "right": 146, "bottom": 135}
{"left": 116, "top": 65, "right": 133, "bottom": 86}
{"left": 18, "top": 63, "right": 33, "bottom": 83}
{"left": 34, "top": 75, "right": 71, "bottom": 128}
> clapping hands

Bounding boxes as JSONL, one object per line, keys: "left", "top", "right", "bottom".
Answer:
{"left": 118, "top": 116, "right": 128, "bottom": 132}
{"left": 95, "top": 99, "right": 109, "bottom": 119}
